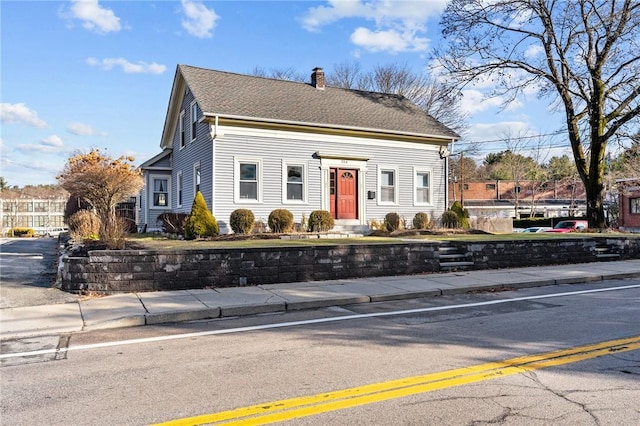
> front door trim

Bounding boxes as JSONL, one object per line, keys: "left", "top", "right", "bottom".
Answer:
{"left": 319, "top": 157, "right": 368, "bottom": 225}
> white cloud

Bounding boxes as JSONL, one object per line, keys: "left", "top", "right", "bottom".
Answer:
{"left": 41, "top": 135, "right": 64, "bottom": 148}
{"left": 1, "top": 156, "right": 63, "bottom": 176}
{"left": 300, "top": 0, "right": 446, "bottom": 53}
{"left": 524, "top": 44, "right": 544, "bottom": 59}
{"left": 87, "top": 57, "right": 166, "bottom": 74}
{"left": 16, "top": 144, "right": 62, "bottom": 154}
{"left": 15, "top": 135, "right": 68, "bottom": 155}
{"left": 67, "top": 122, "right": 95, "bottom": 136}
{"left": 69, "top": 0, "right": 121, "bottom": 34}
{"left": 300, "top": 0, "right": 369, "bottom": 31}
{"left": 460, "top": 90, "right": 505, "bottom": 115}
{"left": 181, "top": 0, "right": 219, "bottom": 38}
{"left": 350, "top": 27, "right": 428, "bottom": 53}
{"left": 0, "top": 103, "right": 47, "bottom": 128}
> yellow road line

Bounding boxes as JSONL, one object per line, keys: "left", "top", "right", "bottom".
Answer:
{"left": 155, "top": 335, "right": 640, "bottom": 426}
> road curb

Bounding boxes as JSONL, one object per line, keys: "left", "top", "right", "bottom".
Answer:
{"left": 3, "top": 266, "right": 640, "bottom": 340}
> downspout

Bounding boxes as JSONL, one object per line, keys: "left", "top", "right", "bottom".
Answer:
{"left": 143, "top": 175, "right": 149, "bottom": 227}
{"left": 444, "top": 155, "right": 449, "bottom": 212}
{"left": 210, "top": 115, "right": 219, "bottom": 215}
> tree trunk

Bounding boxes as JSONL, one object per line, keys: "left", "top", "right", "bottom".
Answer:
{"left": 584, "top": 176, "right": 606, "bottom": 228}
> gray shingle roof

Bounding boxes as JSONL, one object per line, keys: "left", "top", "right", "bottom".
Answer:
{"left": 178, "top": 64, "right": 459, "bottom": 140}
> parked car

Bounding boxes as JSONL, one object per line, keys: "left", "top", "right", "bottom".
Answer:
{"left": 522, "top": 226, "right": 552, "bottom": 233}
{"left": 545, "top": 220, "right": 588, "bottom": 233}
{"left": 44, "top": 227, "right": 69, "bottom": 238}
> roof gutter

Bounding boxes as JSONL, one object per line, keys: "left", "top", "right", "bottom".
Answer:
{"left": 202, "top": 112, "right": 459, "bottom": 144}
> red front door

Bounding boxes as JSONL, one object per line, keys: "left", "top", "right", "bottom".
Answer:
{"left": 330, "top": 168, "right": 357, "bottom": 219}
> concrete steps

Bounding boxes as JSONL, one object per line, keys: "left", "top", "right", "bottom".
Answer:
{"left": 438, "top": 245, "right": 474, "bottom": 271}
{"left": 595, "top": 245, "right": 621, "bottom": 260}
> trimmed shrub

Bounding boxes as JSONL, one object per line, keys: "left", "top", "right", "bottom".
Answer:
{"left": 68, "top": 210, "right": 101, "bottom": 240}
{"left": 10, "top": 227, "right": 35, "bottom": 237}
{"left": 308, "top": 210, "right": 335, "bottom": 232}
{"left": 413, "top": 212, "right": 431, "bottom": 229}
{"left": 268, "top": 209, "right": 294, "bottom": 233}
{"left": 441, "top": 210, "right": 459, "bottom": 228}
{"left": 157, "top": 212, "right": 189, "bottom": 235}
{"left": 384, "top": 212, "right": 401, "bottom": 232}
{"left": 185, "top": 191, "right": 219, "bottom": 239}
{"left": 230, "top": 209, "right": 255, "bottom": 234}
{"left": 450, "top": 201, "right": 470, "bottom": 229}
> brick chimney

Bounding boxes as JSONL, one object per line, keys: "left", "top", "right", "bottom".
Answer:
{"left": 311, "top": 67, "right": 325, "bottom": 90}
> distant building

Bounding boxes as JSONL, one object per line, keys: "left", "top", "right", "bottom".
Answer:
{"left": 449, "top": 180, "right": 587, "bottom": 219}
{"left": 0, "top": 197, "right": 68, "bottom": 236}
{"left": 617, "top": 178, "right": 640, "bottom": 232}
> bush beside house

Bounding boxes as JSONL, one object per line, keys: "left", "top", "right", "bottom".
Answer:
{"left": 307, "top": 210, "right": 334, "bottom": 232}
{"left": 268, "top": 209, "right": 294, "bottom": 233}
{"left": 230, "top": 209, "right": 255, "bottom": 234}
{"left": 185, "top": 191, "right": 219, "bottom": 239}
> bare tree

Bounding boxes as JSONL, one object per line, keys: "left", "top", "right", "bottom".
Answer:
{"left": 612, "top": 133, "right": 640, "bottom": 177}
{"left": 437, "top": 0, "right": 640, "bottom": 228}
{"left": 326, "top": 61, "right": 365, "bottom": 90}
{"left": 251, "top": 66, "right": 306, "bottom": 82}
{"left": 329, "top": 62, "right": 468, "bottom": 135}
{"left": 504, "top": 131, "right": 552, "bottom": 218}
{"left": 57, "top": 149, "right": 143, "bottom": 246}
{"left": 448, "top": 153, "right": 478, "bottom": 206}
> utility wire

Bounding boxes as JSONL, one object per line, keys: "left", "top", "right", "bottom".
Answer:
{"left": 460, "top": 130, "right": 568, "bottom": 145}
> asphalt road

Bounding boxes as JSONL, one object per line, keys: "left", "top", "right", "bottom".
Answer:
{"left": 1, "top": 279, "right": 638, "bottom": 425}
{"left": 0, "top": 238, "right": 79, "bottom": 308}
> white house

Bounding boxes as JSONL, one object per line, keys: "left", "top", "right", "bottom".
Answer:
{"left": 139, "top": 65, "right": 459, "bottom": 233}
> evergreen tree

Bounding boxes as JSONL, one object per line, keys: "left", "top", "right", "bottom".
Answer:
{"left": 185, "top": 191, "right": 219, "bottom": 239}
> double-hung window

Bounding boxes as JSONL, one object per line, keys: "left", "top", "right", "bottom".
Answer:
{"left": 179, "top": 111, "right": 185, "bottom": 149}
{"left": 379, "top": 167, "right": 397, "bottom": 204}
{"left": 631, "top": 198, "right": 640, "bottom": 214}
{"left": 236, "top": 159, "right": 261, "bottom": 202}
{"left": 190, "top": 101, "right": 198, "bottom": 142}
{"left": 194, "top": 163, "right": 201, "bottom": 194}
{"left": 414, "top": 168, "right": 431, "bottom": 205}
{"left": 152, "top": 177, "right": 169, "bottom": 208}
{"left": 177, "top": 171, "right": 183, "bottom": 207}
{"left": 284, "top": 163, "right": 305, "bottom": 203}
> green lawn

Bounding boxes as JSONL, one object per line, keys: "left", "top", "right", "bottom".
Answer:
{"left": 127, "top": 230, "right": 628, "bottom": 250}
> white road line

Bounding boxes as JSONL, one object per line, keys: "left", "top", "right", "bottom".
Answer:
{"left": 2, "top": 283, "right": 640, "bottom": 360}
{"left": 0, "top": 253, "right": 44, "bottom": 258}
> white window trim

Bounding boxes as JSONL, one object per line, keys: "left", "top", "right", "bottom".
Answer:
{"left": 377, "top": 166, "right": 399, "bottom": 206}
{"left": 190, "top": 101, "right": 198, "bottom": 142}
{"left": 413, "top": 167, "right": 433, "bottom": 206}
{"left": 193, "top": 162, "right": 201, "bottom": 196}
{"left": 282, "top": 161, "right": 308, "bottom": 204}
{"left": 177, "top": 170, "right": 183, "bottom": 208}
{"left": 234, "top": 158, "right": 263, "bottom": 203}
{"left": 179, "top": 111, "right": 185, "bottom": 149}
{"left": 149, "top": 174, "right": 171, "bottom": 210}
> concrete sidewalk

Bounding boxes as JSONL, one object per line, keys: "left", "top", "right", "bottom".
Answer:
{"left": 2, "top": 259, "right": 640, "bottom": 340}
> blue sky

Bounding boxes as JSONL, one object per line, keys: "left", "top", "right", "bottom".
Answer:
{"left": 1, "top": 0, "right": 569, "bottom": 187}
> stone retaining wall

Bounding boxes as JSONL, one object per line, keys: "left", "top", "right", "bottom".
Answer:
{"left": 60, "top": 237, "right": 640, "bottom": 294}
